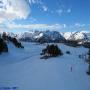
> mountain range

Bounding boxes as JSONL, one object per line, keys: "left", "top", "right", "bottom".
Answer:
{"left": 0, "top": 30, "right": 90, "bottom": 43}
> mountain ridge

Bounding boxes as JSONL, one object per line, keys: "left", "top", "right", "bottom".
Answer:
{"left": 0, "top": 30, "right": 90, "bottom": 42}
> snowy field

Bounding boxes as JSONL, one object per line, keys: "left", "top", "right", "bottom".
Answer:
{"left": 0, "top": 42, "right": 90, "bottom": 90}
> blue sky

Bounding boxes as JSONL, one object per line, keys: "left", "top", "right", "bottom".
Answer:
{"left": 0, "top": 0, "right": 90, "bottom": 32}
{"left": 30, "top": 0, "right": 90, "bottom": 24}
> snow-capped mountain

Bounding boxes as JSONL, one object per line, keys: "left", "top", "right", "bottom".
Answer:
{"left": 0, "top": 30, "right": 90, "bottom": 42}
{"left": 63, "top": 31, "right": 90, "bottom": 41}
{"left": 19, "top": 30, "right": 65, "bottom": 43}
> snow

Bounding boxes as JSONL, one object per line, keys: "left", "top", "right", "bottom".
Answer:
{"left": 0, "top": 42, "right": 90, "bottom": 90}
{"left": 17, "top": 30, "right": 65, "bottom": 41}
{"left": 74, "top": 32, "right": 85, "bottom": 40}
{"left": 63, "top": 31, "right": 90, "bottom": 40}
{"left": 63, "top": 32, "right": 72, "bottom": 40}
{"left": 34, "top": 33, "right": 43, "bottom": 39}
{"left": 0, "top": 30, "right": 90, "bottom": 41}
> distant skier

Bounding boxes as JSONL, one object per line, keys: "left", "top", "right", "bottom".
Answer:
{"left": 70, "top": 66, "right": 72, "bottom": 72}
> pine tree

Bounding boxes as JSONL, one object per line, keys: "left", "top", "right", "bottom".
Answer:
{"left": 0, "top": 38, "right": 8, "bottom": 54}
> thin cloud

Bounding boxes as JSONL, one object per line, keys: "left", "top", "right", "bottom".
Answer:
{"left": 75, "top": 23, "right": 86, "bottom": 28}
{"left": 56, "top": 8, "right": 71, "bottom": 16}
{"left": 42, "top": 5, "right": 48, "bottom": 12}
{"left": 6, "top": 23, "right": 65, "bottom": 31}
{"left": 28, "top": 0, "right": 48, "bottom": 12}
{"left": 56, "top": 0, "right": 72, "bottom": 16}
{"left": 67, "top": 9, "right": 71, "bottom": 13}
{"left": 56, "top": 9, "right": 63, "bottom": 15}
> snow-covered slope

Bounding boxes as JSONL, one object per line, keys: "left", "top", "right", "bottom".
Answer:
{"left": 0, "top": 42, "right": 90, "bottom": 90}
{"left": 63, "top": 31, "right": 90, "bottom": 41}
{"left": 63, "top": 32, "right": 72, "bottom": 40}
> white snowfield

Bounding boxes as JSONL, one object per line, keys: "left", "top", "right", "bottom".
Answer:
{"left": 0, "top": 42, "right": 90, "bottom": 90}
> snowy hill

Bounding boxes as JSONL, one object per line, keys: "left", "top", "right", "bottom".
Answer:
{"left": 0, "top": 42, "right": 90, "bottom": 90}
